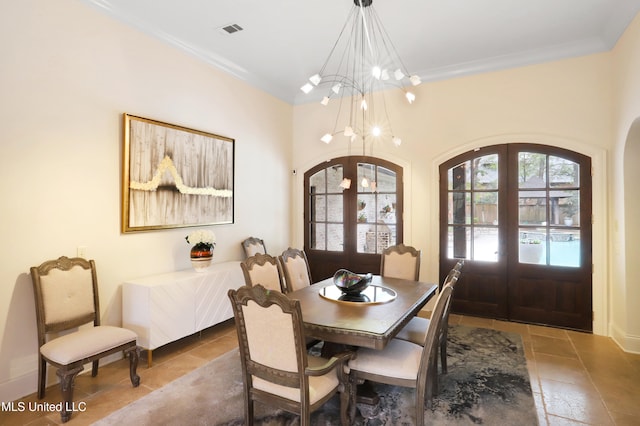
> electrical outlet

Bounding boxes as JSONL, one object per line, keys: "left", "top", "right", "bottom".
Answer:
{"left": 77, "top": 246, "right": 87, "bottom": 258}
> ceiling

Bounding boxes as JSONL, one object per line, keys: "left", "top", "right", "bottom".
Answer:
{"left": 83, "top": 0, "right": 640, "bottom": 105}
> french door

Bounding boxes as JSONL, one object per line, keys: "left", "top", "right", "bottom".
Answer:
{"left": 304, "top": 156, "right": 404, "bottom": 281}
{"left": 440, "top": 144, "right": 593, "bottom": 331}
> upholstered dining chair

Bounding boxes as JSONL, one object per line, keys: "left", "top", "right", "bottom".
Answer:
{"left": 380, "top": 243, "right": 421, "bottom": 281}
{"left": 395, "top": 260, "right": 464, "bottom": 375}
{"left": 30, "top": 256, "right": 140, "bottom": 423}
{"left": 228, "top": 284, "right": 355, "bottom": 426}
{"left": 279, "top": 247, "right": 313, "bottom": 293}
{"left": 347, "top": 283, "right": 454, "bottom": 426}
{"left": 240, "top": 253, "right": 285, "bottom": 293}
{"left": 241, "top": 236, "right": 267, "bottom": 258}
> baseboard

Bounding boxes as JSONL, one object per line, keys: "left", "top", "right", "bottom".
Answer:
{"left": 610, "top": 322, "right": 640, "bottom": 354}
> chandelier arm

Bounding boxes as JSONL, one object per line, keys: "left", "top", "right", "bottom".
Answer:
{"left": 318, "top": 7, "right": 359, "bottom": 76}
{"left": 370, "top": 7, "right": 412, "bottom": 77}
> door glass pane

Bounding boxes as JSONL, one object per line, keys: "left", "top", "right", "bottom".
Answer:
{"left": 550, "top": 229, "right": 580, "bottom": 267}
{"left": 313, "top": 195, "right": 326, "bottom": 221}
{"left": 518, "top": 152, "right": 547, "bottom": 188}
{"left": 376, "top": 166, "right": 396, "bottom": 192}
{"left": 358, "top": 224, "right": 396, "bottom": 254}
{"left": 310, "top": 223, "right": 326, "bottom": 250}
{"left": 519, "top": 191, "right": 547, "bottom": 225}
{"left": 357, "top": 194, "right": 375, "bottom": 223}
{"left": 327, "top": 195, "right": 343, "bottom": 222}
{"left": 559, "top": 190, "right": 580, "bottom": 227}
{"left": 327, "top": 165, "right": 344, "bottom": 190}
{"left": 309, "top": 169, "right": 326, "bottom": 194}
{"left": 447, "top": 225, "right": 470, "bottom": 259}
{"left": 327, "top": 224, "right": 343, "bottom": 251}
{"left": 473, "top": 154, "right": 498, "bottom": 190}
{"left": 357, "top": 163, "right": 375, "bottom": 190}
{"left": 448, "top": 161, "right": 470, "bottom": 190}
{"left": 448, "top": 192, "right": 471, "bottom": 224}
{"left": 358, "top": 224, "right": 376, "bottom": 253}
{"left": 377, "top": 195, "right": 396, "bottom": 224}
{"left": 549, "top": 156, "right": 580, "bottom": 188}
{"left": 473, "top": 192, "right": 498, "bottom": 225}
{"left": 473, "top": 227, "right": 499, "bottom": 262}
{"left": 519, "top": 240, "right": 546, "bottom": 264}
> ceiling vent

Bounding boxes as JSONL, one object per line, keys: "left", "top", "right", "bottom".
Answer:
{"left": 218, "top": 23, "right": 243, "bottom": 35}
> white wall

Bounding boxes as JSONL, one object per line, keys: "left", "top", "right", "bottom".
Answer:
{"left": 611, "top": 13, "right": 640, "bottom": 352}
{"left": 292, "top": 53, "right": 613, "bottom": 334}
{"left": 0, "top": 0, "right": 292, "bottom": 401}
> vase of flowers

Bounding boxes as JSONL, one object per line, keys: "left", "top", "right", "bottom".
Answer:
{"left": 186, "top": 229, "right": 216, "bottom": 272}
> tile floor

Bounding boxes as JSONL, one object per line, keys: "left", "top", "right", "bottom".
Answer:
{"left": 1, "top": 315, "right": 639, "bottom": 425}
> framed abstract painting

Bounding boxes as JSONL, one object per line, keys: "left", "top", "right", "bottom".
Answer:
{"left": 121, "top": 114, "right": 234, "bottom": 232}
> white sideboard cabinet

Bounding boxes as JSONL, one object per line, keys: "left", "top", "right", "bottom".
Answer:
{"left": 122, "top": 261, "right": 243, "bottom": 366}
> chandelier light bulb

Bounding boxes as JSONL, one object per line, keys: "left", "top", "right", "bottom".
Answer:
{"left": 300, "top": 83, "right": 313, "bottom": 94}
{"left": 309, "top": 74, "right": 322, "bottom": 86}
{"left": 361, "top": 177, "right": 369, "bottom": 188}
{"left": 381, "top": 69, "right": 390, "bottom": 80}
{"left": 406, "top": 91, "right": 416, "bottom": 104}
{"left": 320, "top": 96, "right": 330, "bottom": 106}
{"left": 321, "top": 133, "right": 333, "bottom": 144}
{"left": 344, "top": 126, "right": 354, "bottom": 137}
{"left": 410, "top": 75, "right": 422, "bottom": 86}
{"left": 392, "top": 136, "right": 402, "bottom": 147}
{"left": 332, "top": 83, "right": 342, "bottom": 94}
{"left": 394, "top": 68, "right": 405, "bottom": 80}
{"left": 361, "top": 99, "right": 368, "bottom": 110}
{"left": 339, "top": 178, "right": 352, "bottom": 189}
{"left": 372, "top": 66, "right": 382, "bottom": 79}
{"left": 350, "top": 133, "right": 357, "bottom": 142}
{"left": 372, "top": 126, "right": 381, "bottom": 137}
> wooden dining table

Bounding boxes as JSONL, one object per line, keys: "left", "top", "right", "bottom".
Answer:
{"left": 287, "top": 275, "right": 438, "bottom": 350}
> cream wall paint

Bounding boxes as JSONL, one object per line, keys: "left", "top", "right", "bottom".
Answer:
{"left": 611, "top": 13, "right": 640, "bottom": 352}
{"left": 0, "top": 0, "right": 292, "bottom": 402}
{"left": 292, "top": 54, "right": 613, "bottom": 334}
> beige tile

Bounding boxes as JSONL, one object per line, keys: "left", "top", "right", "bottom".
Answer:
{"left": 529, "top": 324, "right": 569, "bottom": 340}
{"left": 609, "top": 410, "right": 640, "bottom": 426}
{"left": 138, "top": 353, "right": 208, "bottom": 390}
{"left": 458, "top": 315, "right": 494, "bottom": 328}
{"left": 533, "top": 391, "right": 548, "bottom": 425}
{"left": 534, "top": 353, "right": 591, "bottom": 385}
{"left": 531, "top": 334, "right": 579, "bottom": 359}
{"left": 188, "top": 334, "right": 238, "bottom": 361}
{"left": 546, "top": 413, "right": 594, "bottom": 425}
{"left": 540, "top": 378, "right": 614, "bottom": 425}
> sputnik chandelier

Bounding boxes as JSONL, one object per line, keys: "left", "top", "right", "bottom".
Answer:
{"left": 300, "top": 0, "right": 421, "bottom": 149}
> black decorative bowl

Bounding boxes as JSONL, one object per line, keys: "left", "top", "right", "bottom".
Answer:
{"left": 333, "top": 269, "right": 372, "bottom": 295}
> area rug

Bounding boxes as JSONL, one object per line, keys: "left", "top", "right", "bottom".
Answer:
{"left": 93, "top": 325, "right": 538, "bottom": 425}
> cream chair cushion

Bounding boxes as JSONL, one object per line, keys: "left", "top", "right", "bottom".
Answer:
{"left": 40, "top": 266, "right": 94, "bottom": 325}
{"left": 242, "top": 301, "right": 297, "bottom": 371}
{"left": 247, "top": 262, "right": 282, "bottom": 292}
{"left": 348, "top": 338, "right": 423, "bottom": 380}
{"left": 253, "top": 355, "right": 339, "bottom": 404}
{"left": 394, "top": 316, "right": 430, "bottom": 345}
{"left": 284, "top": 256, "right": 311, "bottom": 291}
{"left": 40, "top": 326, "right": 137, "bottom": 364}
{"left": 383, "top": 251, "right": 419, "bottom": 281}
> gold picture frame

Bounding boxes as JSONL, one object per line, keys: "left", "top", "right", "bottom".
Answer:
{"left": 121, "top": 114, "right": 234, "bottom": 233}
